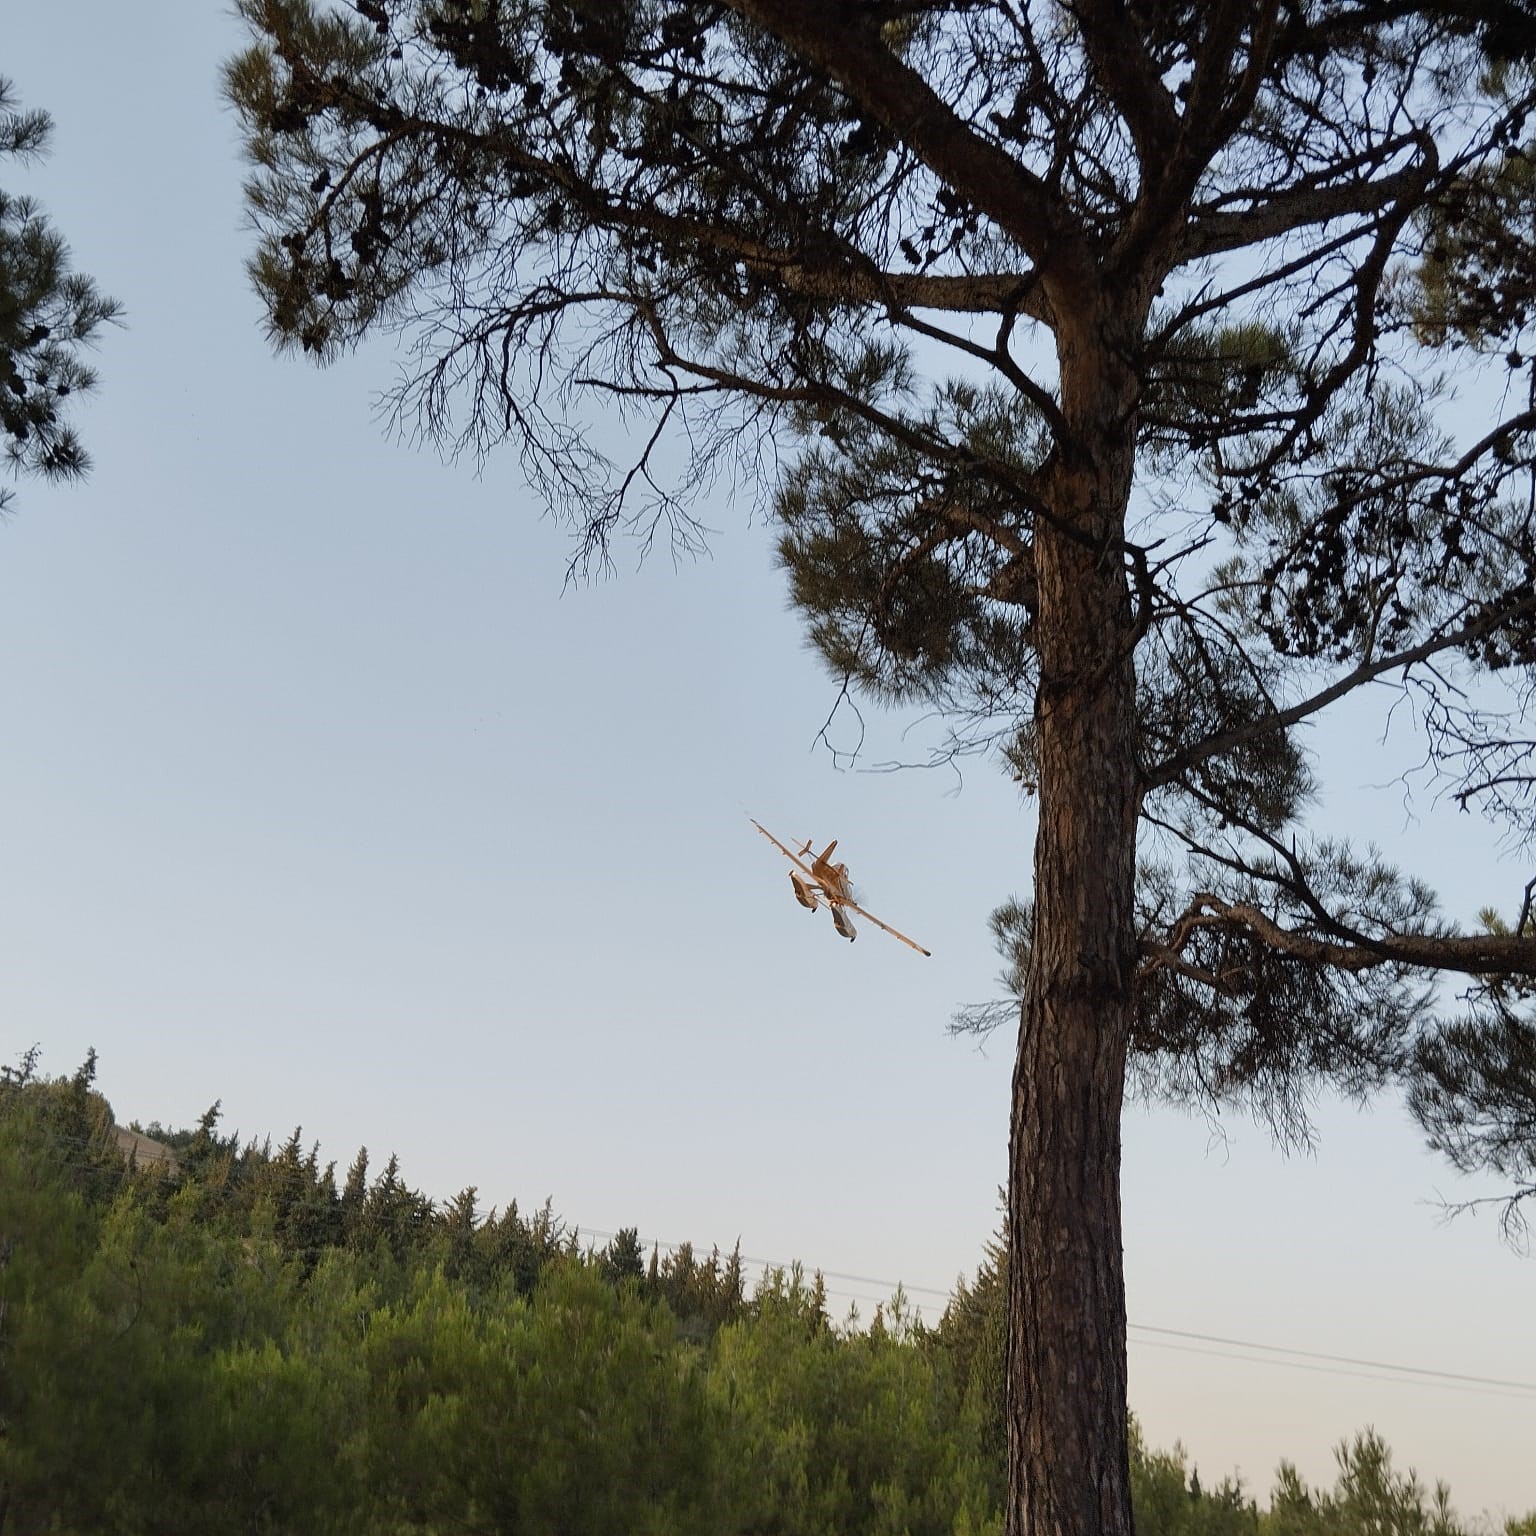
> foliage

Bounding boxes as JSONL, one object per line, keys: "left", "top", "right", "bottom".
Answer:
{"left": 926, "top": 1215, "right": 1009, "bottom": 1470}
{"left": 0, "top": 79, "right": 120, "bottom": 514}
{"left": 354, "top": 1262, "right": 722, "bottom": 1534}
{"left": 710, "top": 1272, "right": 1003, "bottom": 1536}
{"left": 1408, "top": 902, "right": 1536, "bottom": 1237}
{"left": 0, "top": 1055, "right": 969, "bottom": 1534}
{"left": 1267, "top": 1433, "right": 1460, "bottom": 1536}
{"left": 1129, "top": 1421, "right": 1260, "bottom": 1536}
{"left": 3, "top": 1055, "right": 1531, "bottom": 1536}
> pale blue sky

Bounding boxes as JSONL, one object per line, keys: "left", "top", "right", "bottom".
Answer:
{"left": 4, "top": 3, "right": 1533, "bottom": 1516}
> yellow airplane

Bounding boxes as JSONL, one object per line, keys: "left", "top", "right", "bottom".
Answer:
{"left": 750, "top": 819, "right": 931, "bottom": 956}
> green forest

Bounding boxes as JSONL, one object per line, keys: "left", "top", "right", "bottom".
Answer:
{"left": 1, "top": 1049, "right": 1529, "bottom": 1536}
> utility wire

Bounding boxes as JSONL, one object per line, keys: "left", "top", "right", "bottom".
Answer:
{"left": 1127, "top": 1323, "right": 1536, "bottom": 1395}
{"left": 1128, "top": 1339, "right": 1536, "bottom": 1403}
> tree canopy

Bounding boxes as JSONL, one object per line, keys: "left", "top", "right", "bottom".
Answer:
{"left": 3, "top": 1052, "right": 1531, "bottom": 1536}
{"left": 224, "top": 6, "right": 1536, "bottom": 1536}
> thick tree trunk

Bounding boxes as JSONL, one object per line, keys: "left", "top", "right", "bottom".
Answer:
{"left": 1006, "top": 313, "right": 1142, "bottom": 1536}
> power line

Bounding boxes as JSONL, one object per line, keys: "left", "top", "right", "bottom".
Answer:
{"left": 1127, "top": 1323, "right": 1536, "bottom": 1395}
{"left": 1128, "top": 1338, "right": 1536, "bottom": 1403}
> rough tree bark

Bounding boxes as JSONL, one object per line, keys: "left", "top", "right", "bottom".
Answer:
{"left": 1008, "top": 290, "right": 1146, "bottom": 1536}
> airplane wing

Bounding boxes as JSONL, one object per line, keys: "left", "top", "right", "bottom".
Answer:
{"left": 840, "top": 898, "right": 932, "bottom": 957}
{"left": 749, "top": 818, "right": 818, "bottom": 880}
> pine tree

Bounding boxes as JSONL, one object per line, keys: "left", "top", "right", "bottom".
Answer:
{"left": 601, "top": 1225, "right": 646, "bottom": 1285}
{"left": 227, "top": 8, "right": 1536, "bottom": 1535}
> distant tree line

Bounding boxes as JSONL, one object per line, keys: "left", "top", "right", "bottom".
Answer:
{"left": 2, "top": 1050, "right": 1531, "bottom": 1536}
